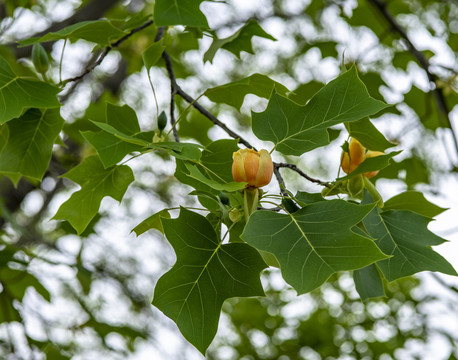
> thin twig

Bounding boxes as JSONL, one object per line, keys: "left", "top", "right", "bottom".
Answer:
{"left": 62, "top": 19, "right": 154, "bottom": 85}
{"left": 275, "top": 163, "right": 331, "bottom": 187}
{"left": 366, "top": 0, "right": 458, "bottom": 162}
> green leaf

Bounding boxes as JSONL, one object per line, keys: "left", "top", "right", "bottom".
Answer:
{"left": 0, "top": 267, "right": 50, "bottom": 302}
{"left": 362, "top": 192, "right": 457, "bottom": 281}
{"left": 205, "top": 74, "right": 289, "bottom": 110}
{"left": 242, "top": 200, "right": 389, "bottom": 294}
{"left": 295, "top": 191, "right": 326, "bottom": 205}
{"left": 346, "top": 117, "right": 396, "bottom": 151}
{"left": 289, "top": 81, "right": 324, "bottom": 105}
{"left": 19, "top": 20, "right": 127, "bottom": 47}
{"left": 353, "top": 264, "right": 386, "bottom": 300}
{"left": 404, "top": 85, "right": 445, "bottom": 129}
{"left": 53, "top": 155, "right": 134, "bottom": 234}
{"left": 175, "top": 139, "right": 240, "bottom": 193}
{"left": 337, "top": 151, "right": 401, "bottom": 181}
{"left": 132, "top": 209, "right": 171, "bottom": 236}
{"left": 204, "top": 20, "right": 276, "bottom": 63}
{"left": 184, "top": 163, "right": 246, "bottom": 192}
{"left": 153, "top": 0, "right": 209, "bottom": 27}
{"left": 384, "top": 191, "right": 447, "bottom": 218}
{"left": 0, "top": 108, "right": 64, "bottom": 184}
{"left": 0, "top": 56, "right": 60, "bottom": 124}
{"left": 252, "top": 67, "right": 389, "bottom": 155}
{"left": 143, "top": 41, "right": 165, "bottom": 69}
{"left": 153, "top": 208, "right": 267, "bottom": 354}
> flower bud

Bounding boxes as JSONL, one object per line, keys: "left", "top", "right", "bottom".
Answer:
{"left": 32, "top": 43, "right": 49, "bottom": 75}
{"left": 341, "top": 138, "right": 365, "bottom": 174}
{"left": 364, "top": 150, "right": 384, "bottom": 179}
{"left": 232, "top": 148, "right": 273, "bottom": 188}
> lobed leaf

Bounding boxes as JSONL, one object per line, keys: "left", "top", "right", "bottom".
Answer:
{"left": 19, "top": 20, "right": 127, "bottom": 47}
{"left": 205, "top": 73, "right": 289, "bottom": 110}
{"left": 346, "top": 117, "right": 396, "bottom": 151}
{"left": 252, "top": 67, "right": 390, "bottom": 155}
{"left": 153, "top": 208, "right": 267, "bottom": 354}
{"left": 204, "top": 20, "right": 275, "bottom": 63}
{"left": 353, "top": 264, "right": 386, "bottom": 300}
{"left": 154, "top": 0, "right": 209, "bottom": 27}
{"left": 132, "top": 209, "right": 171, "bottom": 236}
{"left": 383, "top": 191, "right": 447, "bottom": 218}
{"left": 242, "top": 200, "right": 389, "bottom": 294}
{"left": 0, "top": 56, "right": 60, "bottom": 124}
{"left": 53, "top": 155, "right": 134, "bottom": 234}
{"left": 362, "top": 192, "right": 457, "bottom": 281}
{"left": 0, "top": 108, "right": 64, "bottom": 184}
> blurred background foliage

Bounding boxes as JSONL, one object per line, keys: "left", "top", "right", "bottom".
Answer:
{"left": 0, "top": 0, "right": 457, "bottom": 358}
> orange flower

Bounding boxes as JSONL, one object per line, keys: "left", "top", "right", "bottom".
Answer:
{"left": 341, "top": 138, "right": 383, "bottom": 179}
{"left": 232, "top": 148, "right": 273, "bottom": 188}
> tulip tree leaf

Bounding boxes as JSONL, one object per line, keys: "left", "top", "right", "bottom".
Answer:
{"left": 132, "top": 209, "right": 171, "bottom": 236}
{"left": 362, "top": 192, "right": 457, "bottom": 281}
{"left": 175, "top": 139, "right": 240, "bottom": 193}
{"left": 153, "top": 208, "right": 267, "bottom": 354}
{"left": 53, "top": 155, "right": 134, "bottom": 234}
{"left": 337, "top": 151, "right": 401, "bottom": 181}
{"left": 142, "top": 41, "right": 165, "bottom": 69}
{"left": 346, "top": 117, "right": 396, "bottom": 152}
{"left": 252, "top": 67, "right": 389, "bottom": 155}
{"left": 204, "top": 20, "right": 276, "bottom": 63}
{"left": 0, "top": 108, "right": 64, "bottom": 184}
{"left": 205, "top": 74, "right": 289, "bottom": 110}
{"left": 353, "top": 264, "right": 386, "bottom": 300}
{"left": 383, "top": 191, "right": 447, "bottom": 218}
{"left": 242, "top": 200, "right": 389, "bottom": 294}
{"left": 18, "top": 20, "right": 127, "bottom": 47}
{"left": 153, "top": 0, "right": 209, "bottom": 27}
{"left": 0, "top": 56, "right": 60, "bottom": 124}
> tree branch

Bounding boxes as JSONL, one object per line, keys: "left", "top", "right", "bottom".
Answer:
{"left": 275, "top": 163, "right": 331, "bottom": 187}
{"left": 366, "top": 0, "right": 458, "bottom": 161}
{"left": 63, "top": 19, "right": 154, "bottom": 85}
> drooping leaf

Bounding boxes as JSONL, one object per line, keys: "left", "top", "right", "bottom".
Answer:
{"left": 153, "top": 0, "right": 209, "bottom": 27}
{"left": 0, "top": 108, "right": 64, "bottom": 184}
{"left": 153, "top": 208, "right": 267, "bottom": 354}
{"left": 19, "top": 20, "right": 127, "bottom": 47}
{"left": 252, "top": 67, "right": 390, "bottom": 155}
{"left": 383, "top": 191, "right": 447, "bottom": 218}
{"left": 175, "top": 139, "right": 240, "bottom": 194}
{"left": 53, "top": 155, "right": 134, "bottom": 234}
{"left": 353, "top": 264, "right": 386, "bottom": 300}
{"left": 205, "top": 74, "right": 289, "bottom": 110}
{"left": 132, "top": 209, "right": 171, "bottom": 236}
{"left": 362, "top": 192, "right": 457, "bottom": 281}
{"left": 0, "top": 56, "right": 60, "bottom": 124}
{"left": 184, "top": 163, "right": 246, "bottom": 192}
{"left": 204, "top": 20, "right": 276, "bottom": 63}
{"left": 337, "top": 151, "right": 401, "bottom": 181}
{"left": 242, "top": 200, "right": 389, "bottom": 294}
{"left": 143, "top": 41, "right": 165, "bottom": 69}
{"left": 346, "top": 117, "right": 396, "bottom": 151}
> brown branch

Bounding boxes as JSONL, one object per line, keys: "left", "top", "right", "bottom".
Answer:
{"left": 63, "top": 19, "right": 154, "bottom": 85}
{"left": 12, "top": 0, "right": 121, "bottom": 58}
{"left": 366, "top": 0, "right": 458, "bottom": 161}
{"left": 275, "top": 163, "right": 331, "bottom": 187}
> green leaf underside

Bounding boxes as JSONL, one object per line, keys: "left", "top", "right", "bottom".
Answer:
{"left": 205, "top": 74, "right": 289, "bottom": 110}
{"left": 337, "top": 151, "right": 401, "bottom": 181}
{"left": 252, "top": 67, "right": 389, "bottom": 155}
{"left": 175, "top": 139, "right": 241, "bottom": 194}
{"left": 0, "top": 56, "right": 60, "bottom": 124}
{"left": 353, "top": 264, "right": 386, "bottom": 300}
{"left": 383, "top": 191, "right": 447, "bottom": 218}
{"left": 362, "top": 193, "right": 457, "bottom": 281}
{"left": 204, "top": 19, "right": 276, "bottom": 63}
{"left": 19, "top": 20, "right": 127, "bottom": 47}
{"left": 153, "top": 0, "right": 209, "bottom": 27}
{"left": 143, "top": 41, "right": 165, "bottom": 69}
{"left": 53, "top": 155, "right": 134, "bottom": 234}
{"left": 0, "top": 108, "right": 64, "bottom": 183}
{"left": 347, "top": 117, "right": 396, "bottom": 151}
{"left": 153, "top": 208, "right": 267, "bottom": 354}
{"left": 242, "top": 200, "right": 389, "bottom": 294}
{"left": 132, "top": 209, "right": 171, "bottom": 236}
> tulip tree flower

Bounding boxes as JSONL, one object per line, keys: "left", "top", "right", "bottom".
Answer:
{"left": 232, "top": 148, "right": 274, "bottom": 221}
